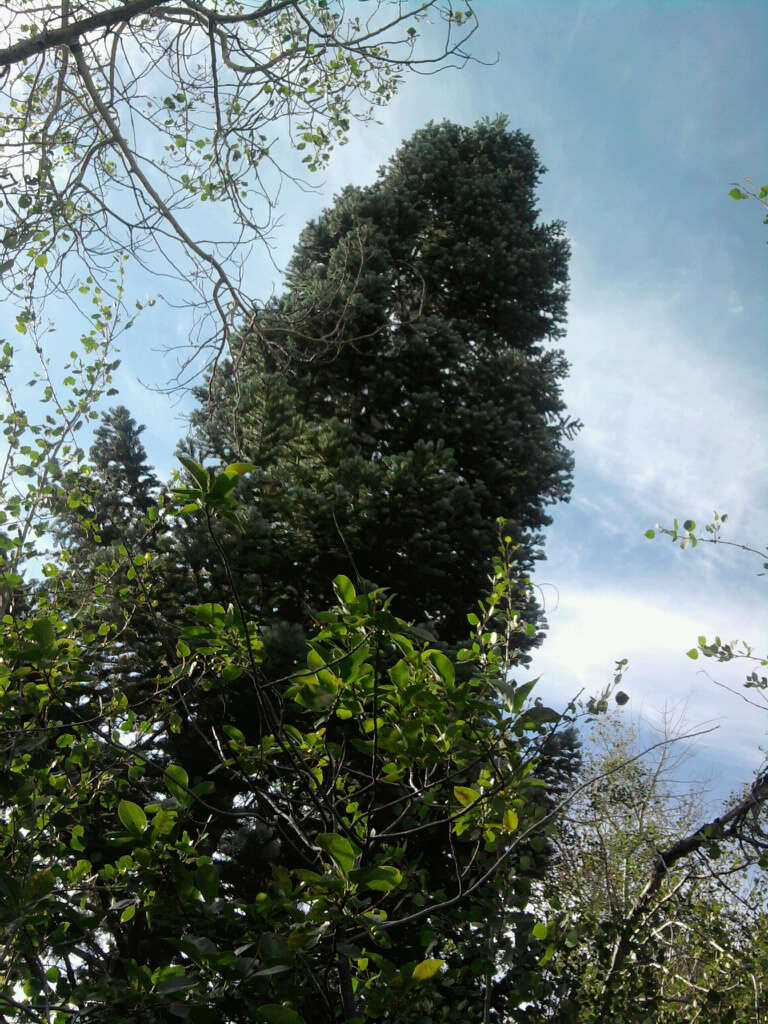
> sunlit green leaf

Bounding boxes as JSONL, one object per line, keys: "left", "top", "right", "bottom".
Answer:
{"left": 454, "top": 786, "right": 480, "bottom": 807}
{"left": 118, "top": 800, "right": 147, "bottom": 834}
{"left": 317, "top": 833, "right": 360, "bottom": 876}
{"left": 412, "top": 959, "right": 444, "bottom": 981}
{"left": 333, "top": 574, "right": 356, "bottom": 605}
{"left": 503, "top": 808, "right": 518, "bottom": 832}
{"left": 428, "top": 650, "right": 455, "bottom": 687}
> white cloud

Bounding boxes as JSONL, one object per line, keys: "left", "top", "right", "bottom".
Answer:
{"left": 530, "top": 583, "right": 767, "bottom": 800}
{"left": 562, "top": 281, "right": 768, "bottom": 535}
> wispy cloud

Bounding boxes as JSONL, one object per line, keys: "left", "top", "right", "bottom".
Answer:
{"left": 562, "top": 280, "right": 768, "bottom": 534}
{"left": 530, "top": 583, "right": 767, "bottom": 798}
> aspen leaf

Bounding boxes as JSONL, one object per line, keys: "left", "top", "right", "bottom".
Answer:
{"left": 454, "top": 786, "right": 479, "bottom": 806}
{"left": 412, "top": 958, "right": 444, "bottom": 981}
{"left": 118, "top": 800, "right": 147, "bottom": 834}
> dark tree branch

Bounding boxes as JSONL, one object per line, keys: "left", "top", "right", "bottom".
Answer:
{"left": 0, "top": 0, "right": 169, "bottom": 68}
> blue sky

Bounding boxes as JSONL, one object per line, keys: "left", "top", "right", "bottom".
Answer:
{"left": 7, "top": 1, "right": 767, "bottom": 802}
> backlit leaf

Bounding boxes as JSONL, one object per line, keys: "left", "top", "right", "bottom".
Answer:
{"left": 428, "top": 650, "right": 455, "bottom": 687}
{"left": 454, "top": 786, "right": 480, "bottom": 807}
{"left": 118, "top": 800, "right": 147, "bottom": 834}
{"left": 412, "top": 959, "right": 444, "bottom": 981}
{"left": 317, "top": 833, "right": 360, "bottom": 876}
{"left": 503, "top": 808, "right": 519, "bottom": 832}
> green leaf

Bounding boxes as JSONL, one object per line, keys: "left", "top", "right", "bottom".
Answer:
{"left": 389, "top": 659, "right": 410, "bottom": 686}
{"left": 120, "top": 904, "right": 136, "bottom": 923}
{"left": 503, "top": 808, "right": 519, "bottom": 832}
{"left": 428, "top": 650, "right": 455, "bottom": 687}
{"left": 256, "top": 1006, "right": 306, "bottom": 1024}
{"left": 686, "top": 649, "right": 699, "bottom": 660}
{"left": 157, "top": 974, "right": 198, "bottom": 994}
{"left": 532, "top": 922, "right": 548, "bottom": 941}
{"left": 317, "top": 832, "right": 360, "bottom": 876}
{"left": 70, "top": 858, "right": 91, "bottom": 882}
{"left": 333, "top": 574, "right": 356, "bottom": 605}
{"left": 192, "top": 602, "right": 226, "bottom": 624}
{"left": 350, "top": 864, "right": 403, "bottom": 892}
{"left": 289, "top": 672, "right": 339, "bottom": 710}
{"left": 152, "top": 808, "right": 178, "bottom": 835}
{"left": 182, "top": 936, "right": 218, "bottom": 959}
{"left": 223, "top": 461, "right": 257, "bottom": 477}
{"left": 539, "top": 943, "right": 555, "bottom": 966}
{"left": 252, "top": 964, "right": 292, "bottom": 977}
{"left": 615, "top": 691, "right": 630, "bottom": 705}
{"left": 34, "top": 253, "right": 48, "bottom": 268}
{"left": 454, "top": 786, "right": 480, "bottom": 807}
{"left": 307, "top": 648, "right": 326, "bottom": 670}
{"left": 512, "top": 678, "right": 537, "bottom": 714}
{"left": 177, "top": 455, "right": 210, "bottom": 491}
{"left": 729, "top": 187, "right": 747, "bottom": 199}
{"left": 521, "top": 706, "right": 560, "bottom": 727}
{"left": 195, "top": 862, "right": 219, "bottom": 902}
{"left": 118, "top": 800, "right": 147, "bottom": 834}
{"left": 644, "top": 529, "right": 655, "bottom": 539}
{"left": 412, "top": 959, "right": 444, "bottom": 981}
{"left": 164, "top": 763, "right": 190, "bottom": 803}
{"left": 29, "top": 617, "right": 56, "bottom": 655}
{"left": 208, "top": 472, "right": 239, "bottom": 499}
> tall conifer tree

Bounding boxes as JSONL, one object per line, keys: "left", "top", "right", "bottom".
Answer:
{"left": 174, "top": 119, "right": 581, "bottom": 1017}
{"left": 53, "top": 405, "right": 159, "bottom": 555}
{"left": 189, "top": 116, "right": 576, "bottom": 650}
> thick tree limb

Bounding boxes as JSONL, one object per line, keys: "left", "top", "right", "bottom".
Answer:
{"left": 0, "top": 0, "right": 169, "bottom": 68}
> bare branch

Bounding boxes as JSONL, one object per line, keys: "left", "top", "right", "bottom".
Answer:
{"left": 0, "top": 0, "right": 168, "bottom": 68}
{"left": 0, "top": 0, "right": 478, "bottom": 375}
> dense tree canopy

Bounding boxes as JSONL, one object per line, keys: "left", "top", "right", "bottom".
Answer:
{"left": 5, "top": 463, "right": 583, "bottom": 1022}
{"left": 189, "top": 117, "right": 576, "bottom": 646}
{"left": 53, "top": 405, "right": 159, "bottom": 550}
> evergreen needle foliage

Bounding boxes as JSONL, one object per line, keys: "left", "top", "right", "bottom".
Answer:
{"left": 189, "top": 117, "right": 578, "bottom": 650}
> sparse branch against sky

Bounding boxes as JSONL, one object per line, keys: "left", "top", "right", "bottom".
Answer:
{"left": 0, "top": 0, "right": 476, "bottom": 371}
